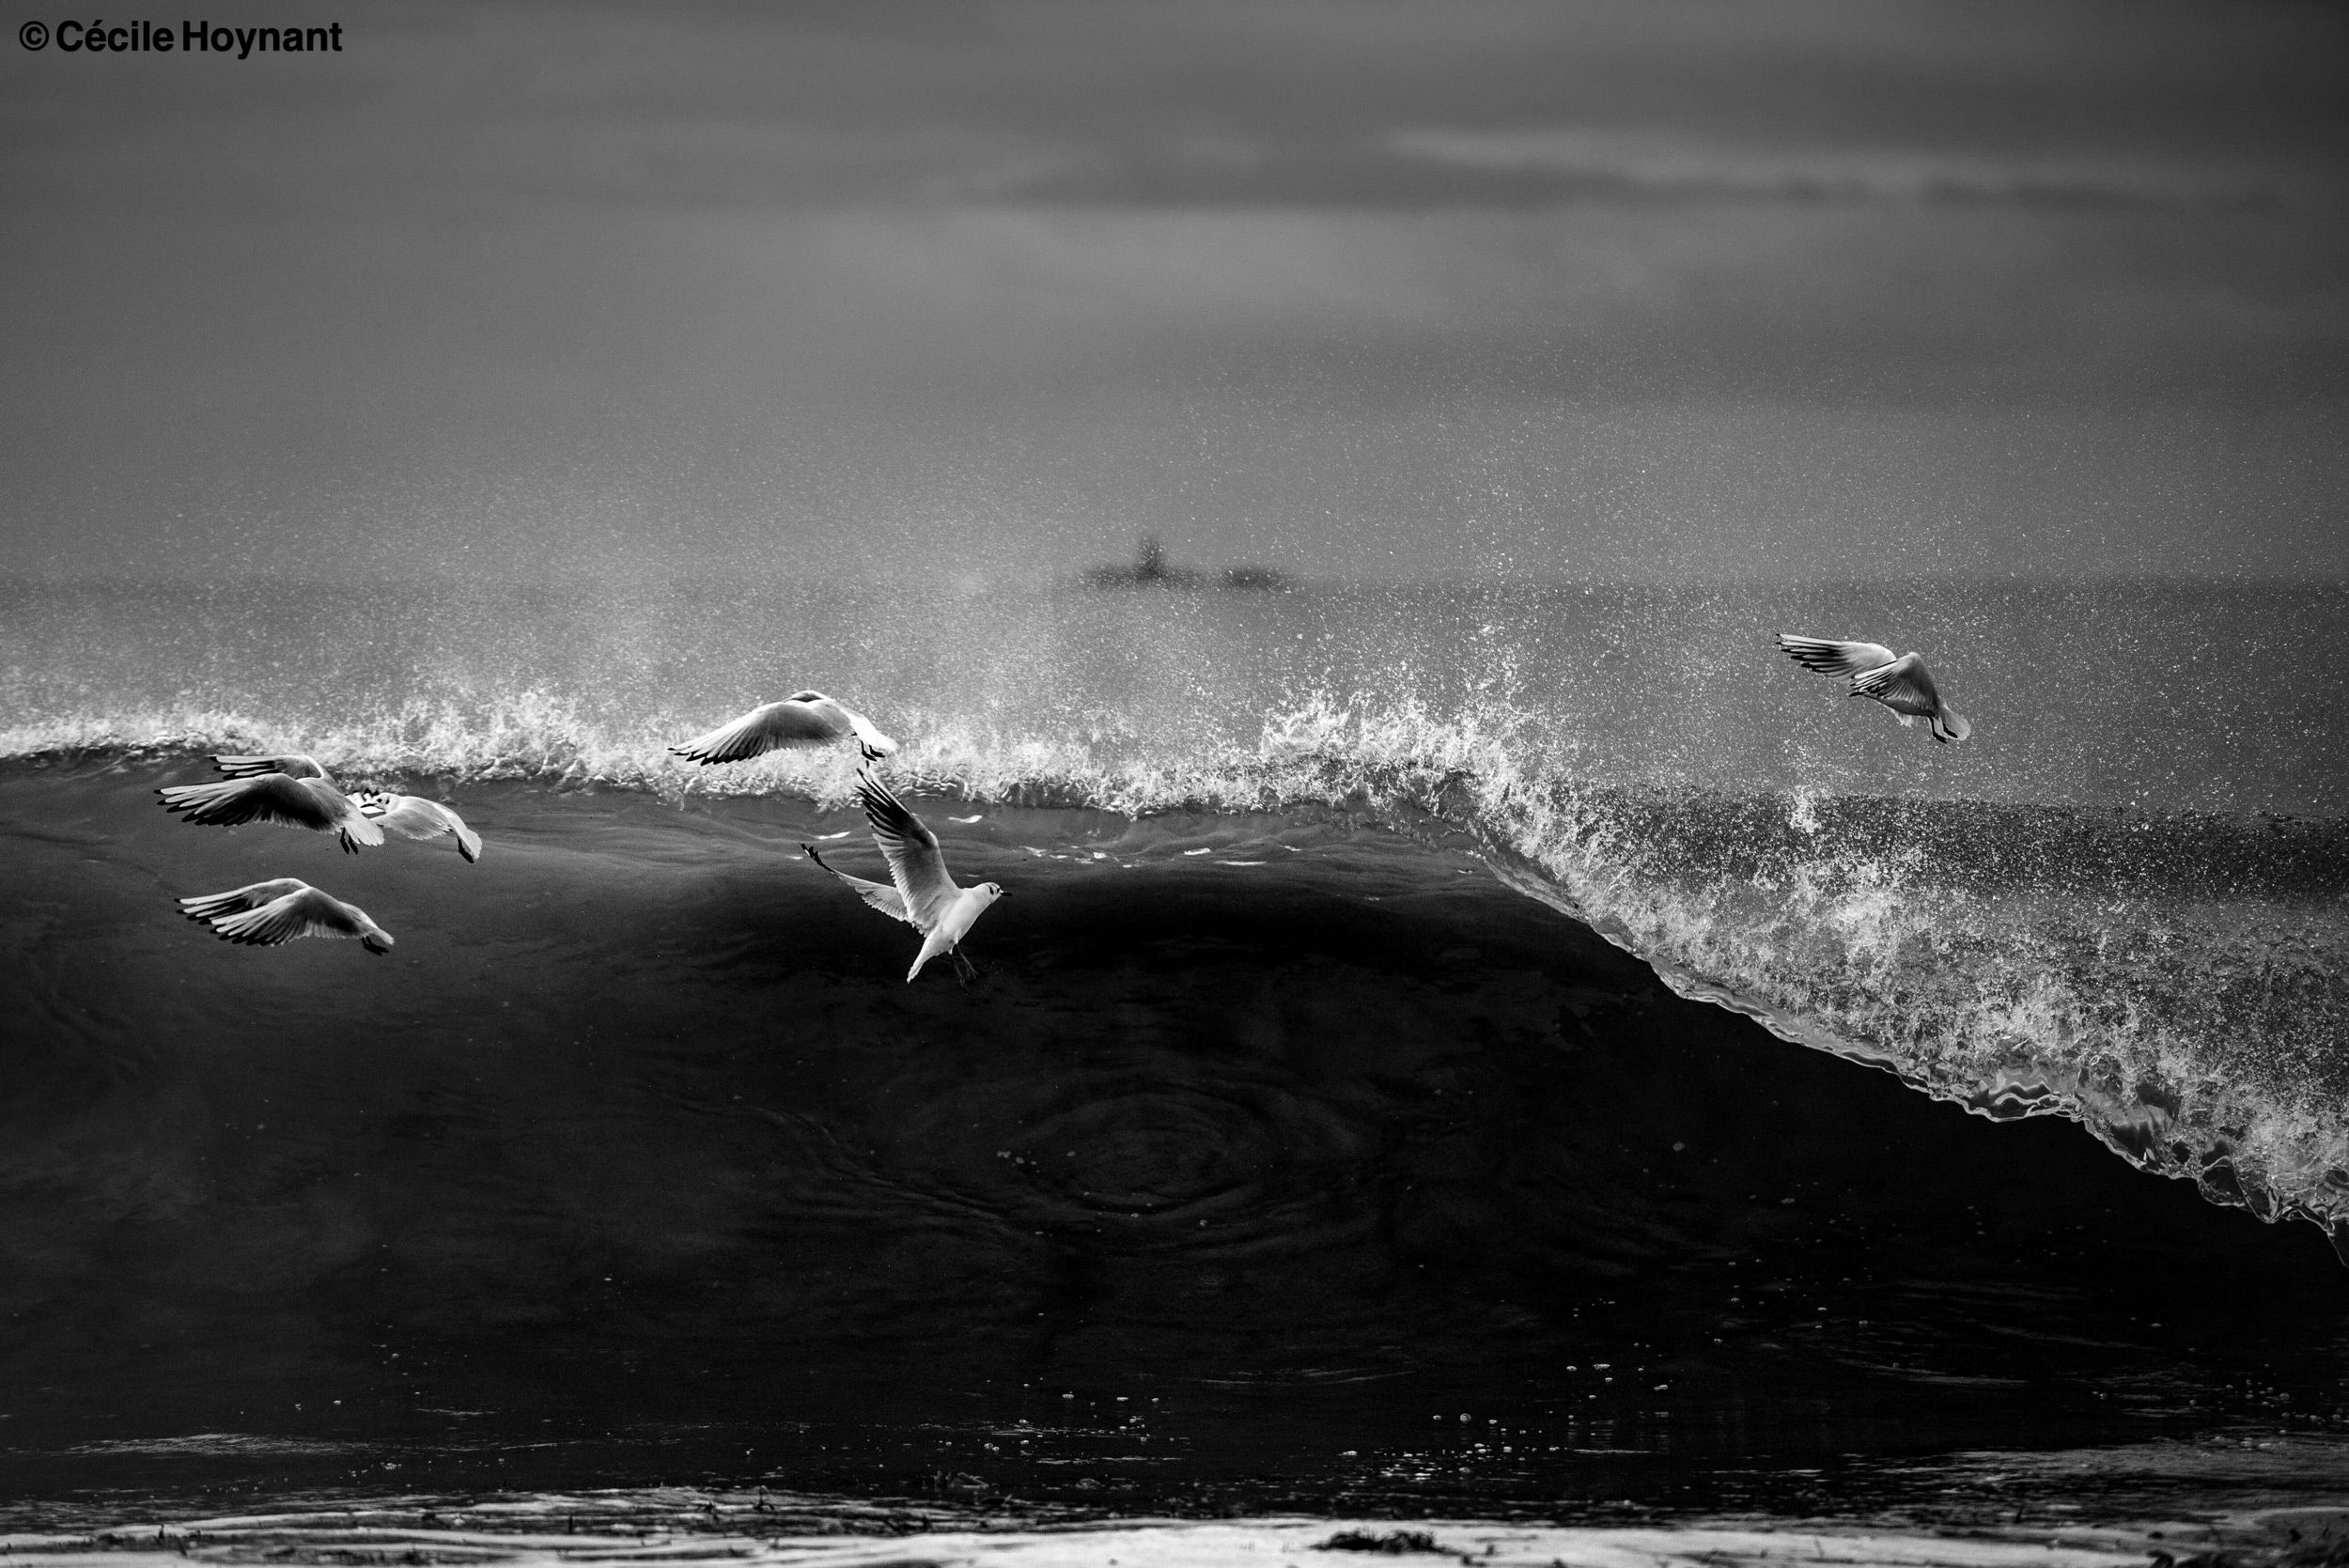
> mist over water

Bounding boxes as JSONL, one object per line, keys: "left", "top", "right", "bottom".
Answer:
{"left": 6, "top": 574, "right": 2342, "bottom": 815}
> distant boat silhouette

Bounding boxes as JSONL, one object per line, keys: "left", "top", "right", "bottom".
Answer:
{"left": 1082, "top": 536, "right": 1291, "bottom": 591}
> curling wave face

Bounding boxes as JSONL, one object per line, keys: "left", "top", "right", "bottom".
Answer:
{"left": 4, "top": 574, "right": 2345, "bottom": 1257}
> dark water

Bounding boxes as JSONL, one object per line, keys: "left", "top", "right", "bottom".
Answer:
{"left": 1, "top": 577, "right": 2345, "bottom": 1534}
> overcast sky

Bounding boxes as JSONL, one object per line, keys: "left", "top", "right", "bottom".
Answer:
{"left": 3, "top": 0, "right": 2344, "bottom": 582}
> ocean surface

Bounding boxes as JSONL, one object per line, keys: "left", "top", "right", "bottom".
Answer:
{"left": 1, "top": 574, "right": 2344, "bottom": 1555}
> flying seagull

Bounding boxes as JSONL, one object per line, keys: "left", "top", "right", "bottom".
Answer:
{"left": 177, "top": 878, "right": 395, "bottom": 954}
{"left": 158, "top": 753, "right": 386, "bottom": 852}
{"left": 671, "top": 692, "right": 897, "bottom": 766}
{"left": 354, "top": 790, "right": 483, "bottom": 862}
{"left": 803, "top": 768, "right": 1007, "bottom": 984}
{"left": 1777, "top": 635, "right": 1972, "bottom": 744}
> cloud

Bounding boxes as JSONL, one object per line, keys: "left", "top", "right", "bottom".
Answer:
{"left": 1387, "top": 126, "right": 2305, "bottom": 211}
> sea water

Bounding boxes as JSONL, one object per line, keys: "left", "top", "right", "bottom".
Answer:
{"left": 1, "top": 573, "right": 2343, "bottom": 1549}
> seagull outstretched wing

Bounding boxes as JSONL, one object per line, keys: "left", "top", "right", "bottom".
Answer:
{"left": 159, "top": 775, "right": 385, "bottom": 852}
{"left": 803, "top": 844, "right": 913, "bottom": 925}
{"left": 856, "top": 768, "right": 958, "bottom": 930}
{"left": 178, "top": 878, "right": 311, "bottom": 921}
{"left": 1775, "top": 636, "right": 1897, "bottom": 678}
{"left": 670, "top": 692, "right": 897, "bottom": 766}
{"left": 211, "top": 753, "right": 332, "bottom": 781}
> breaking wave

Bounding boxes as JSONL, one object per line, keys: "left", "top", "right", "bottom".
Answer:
{"left": 8, "top": 685, "right": 2344, "bottom": 1260}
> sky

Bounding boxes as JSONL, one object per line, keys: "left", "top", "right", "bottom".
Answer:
{"left": 2, "top": 0, "right": 2345, "bottom": 583}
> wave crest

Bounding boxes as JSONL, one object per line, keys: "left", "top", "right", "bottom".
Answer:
{"left": 8, "top": 692, "right": 2345, "bottom": 1259}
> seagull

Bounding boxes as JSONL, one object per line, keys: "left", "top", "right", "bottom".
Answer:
{"left": 177, "top": 878, "right": 395, "bottom": 954}
{"left": 353, "top": 790, "right": 483, "bottom": 862}
{"left": 670, "top": 692, "right": 897, "bottom": 766}
{"left": 1777, "top": 635, "right": 1972, "bottom": 744}
{"left": 803, "top": 768, "right": 1007, "bottom": 984}
{"left": 158, "top": 754, "right": 386, "bottom": 852}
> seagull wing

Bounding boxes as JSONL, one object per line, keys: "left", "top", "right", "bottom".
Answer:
{"left": 803, "top": 844, "right": 915, "bottom": 926}
{"left": 799, "top": 695, "right": 899, "bottom": 761}
{"left": 856, "top": 769, "right": 958, "bottom": 929}
{"left": 212, "top": 753, "right": 329, "bottom": 781}
{"left": 209, "top": 886, "right": 392, "bottom": 952}
{"left": 837, "top": 705, "right": 899, "bottom": 761}
{"left": 1777, "top": 636, "right": 1899, "bottom": 679}
{"left": 178, "top": 878, "right": 311, "bottom": 921}
{"left": 1849, "top": 652, "right": 1945, "bottom": 716}
{"left": 162, "top": 774, "right": 344, "bottom": 831}
{"left": 670, "top": 700, "right": 852, "bottom": 765}
{"left": 362, "top": 793, "right": 483, "bottom": 861}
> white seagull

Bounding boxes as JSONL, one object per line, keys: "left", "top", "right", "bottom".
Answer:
{"left": 157, "top": 753, "right": 386, "bottom": 852}
{"left": 671, "top": 692, "right": 897, "bottom": 766}
{"left": 803, "top": 768, "right": 1008, "bottom": 984}
{"left": 177, "top": 878, "right": 395, "bottom": 954}
{"left": 1777, "top": 635, "right": 1972, "bottom": 744}
{"left": 354, "top": 790, "right": 483, "bottom": 862}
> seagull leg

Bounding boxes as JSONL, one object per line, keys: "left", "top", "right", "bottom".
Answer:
{"left": 952, "top": 949, "right": 979, "bottom": 987}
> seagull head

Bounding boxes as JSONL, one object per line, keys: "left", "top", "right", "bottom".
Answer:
{"left": 976, "top": 882, "right": 1009, "bottom": 903}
